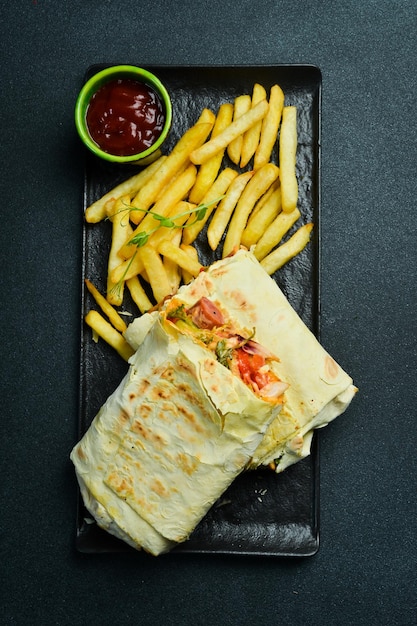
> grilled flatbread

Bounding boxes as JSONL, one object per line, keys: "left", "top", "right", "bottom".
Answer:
{"left": 127, "top": 248, "right": 357, "bottom": 471}
{"left": 71, "top": 295, "right": 285, "bottom": 554}
{"left": 71, "top": 248, "right": 356, "bottom": 554}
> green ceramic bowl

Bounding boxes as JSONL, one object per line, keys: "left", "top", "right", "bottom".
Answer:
{"left": 74, "top": 65, "right": 172, "bottom": 164}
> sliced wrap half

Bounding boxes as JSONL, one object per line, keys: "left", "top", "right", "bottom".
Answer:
{"left": 71, "top": 304, "right": 285, "bottom": 555}
{"left": 126, "top": 248, "right": 357, "bottom": 472}
{"left": 72, "top": 248, "right": 357, "bottom": 554}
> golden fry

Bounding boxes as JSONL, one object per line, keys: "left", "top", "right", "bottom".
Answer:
{"left": 157, "top": 239, "right": 202, "bottom": 277}
{"left": 121, "top": 164, "right": 197, "bottom": 258}
{"left": 180, "top": 244, "right": 200, "bottom": 284}
{"left": 222, "top": 163, "right": 279, "bottom": 257}
{"left": 85, "top": 156, "right": 166, "bottom": 223}
{"left": 139, "top": 245, "right": 173, "bottom": 304}
{"left": 254, "top": 84, "right": 285, "bottom": 170}
{"left": 241, "top": 182, "right": 281, "bottom": 248}
{"left": 84, "top": 279, "right": 127, "bottom": 333}
{"left": 260, "top": 223, "right": 313, "bottom": 274}
{"left": 152, "top": 161, "right": 189, "bottom": 204}
{"left": 111, "top": 201, "right": 196, "bottom": 284}
{"left": 162, "top": 230, "right": 182, "bottom": 293}
{"left": 227, "top": 94, "right": 251, "bottom": 164}
{"left": 190, "top": 99, "right": 269, "bottom": 165}
{"left": 207, "top": 171, "right": 253, "bottom": 251}
{"left": 196, "top": 108, "right": 217, "bottom": 125}
{"left": 182, "top": 167, "right": 238, "bottom": 245}
{"left": 106, "top": 194, "right": 133, "bottom": 306}
{"left": 189, "top": 103, "right": 234, "bottom": 205}
{"left": 244, "top": 179, "right": 277, "bottom": 220}
{"left": 253, "top": 207, "right": 301, "bottom": 261}
{"left": 240, "top": 83, "right": 267, "bottom": 168}
{"left": 131, "top": 119, "right": 214, "bottom": 218}
{"left": 126, "top": 276, "right": 153, "bottom": 314}
{"left": 84, "top": 310, "right": 134, "bottom": 361}
{"left": 148, "top": 110, "right": 212, "bottom": 207}
{"left": 279, "top": 105, "right": 298, "bottom": 212}
{"left": 110, "top": 250, "right": 144, "bottom": 285}
{"left": 147, "top": 201, "right": 197, "bottom": 250}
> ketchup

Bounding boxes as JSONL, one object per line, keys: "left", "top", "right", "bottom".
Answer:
{"left": 86, "top": 78, "right": 165, "bottom": 156}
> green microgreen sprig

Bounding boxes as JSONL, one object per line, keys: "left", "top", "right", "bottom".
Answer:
{"left": 109, "top": 196, "right": 224, "bottom": 296}
{"left": 127, "top": 196, "right": 224, "bottom": 248}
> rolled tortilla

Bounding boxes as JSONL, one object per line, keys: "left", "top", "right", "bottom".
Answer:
{"left": 72, "top": 248, "right": 356, "bottom": 554}
{"left": 71, "top": 310, "right": 283, "bottom": 554}
{"left": 126, "top": 248, "right": 357, "bottom": 471}
{"left": 181, "top": 249, "right": 357, "bottom": 470}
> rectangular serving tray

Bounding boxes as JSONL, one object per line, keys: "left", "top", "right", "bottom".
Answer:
{"left": 76, "top": 64, "right": 322, "bottom": 557}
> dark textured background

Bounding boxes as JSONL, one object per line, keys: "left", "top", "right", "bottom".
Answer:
{"left": 1, "top": 2, "right": 416, "bottom": 625}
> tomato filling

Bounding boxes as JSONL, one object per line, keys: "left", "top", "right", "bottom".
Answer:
{"left": 164, "top": 296, "right": 287, "bottom": 403}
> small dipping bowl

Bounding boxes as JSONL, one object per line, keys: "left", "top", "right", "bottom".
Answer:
{"left": 75, "top": 65, "right": 172, "bottom": 164}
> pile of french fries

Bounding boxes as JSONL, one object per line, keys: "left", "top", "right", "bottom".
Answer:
{"left": 84, "top": 83, "right": 313, "bottom": 360}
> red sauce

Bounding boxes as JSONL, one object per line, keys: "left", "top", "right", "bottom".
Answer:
{"left": 86, "top": 78, "right": 165, "bottom": 156}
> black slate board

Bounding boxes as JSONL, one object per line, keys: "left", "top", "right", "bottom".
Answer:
{"left": 76, "top": 64, "right": 322, "bottom": 557}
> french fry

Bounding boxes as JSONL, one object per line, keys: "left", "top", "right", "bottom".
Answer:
{"left": 279, "top": 105, "right": 298, "bottom": 212}
{"left": 148, "top": 108, "right": 214, "bottom": 208}
{"left": 131, "top": 117, "right": 214, "bottom": 219}
{"left": 85, "top": 156, "right": 166, "bottom": 223}
{"left": 222, "top": 163, "right": 279, "bottom": 257}
{"left": 85, "top": 310, "right": 134, "bottom": 361}
{"left": 162, "top": 230, "right": 182, "bottom": 293}
{"left": 253, "top": 207, "right": 300, "bottom": 261}
{"left": 105, "top": 193, "right": 131, "bottom": 221}
{"left": 147, "top": 201, "right": 197, "bottom": 250}
{"left": 180, "top": 243, "right": 200, "bottom": 284}
{"left": 157, "top": 239, "right": 203, "bottom": 277}
{"left": 190, "top": 99, "right": 269, "bottom": 165}
{"left": 112, "top": 201, "right": 195, "bottom": 286}
{"left": 110, "top": 250, "right": 145, "bottom": 285}
{"left": 121, "top": 164, "right": 197, "bottom": 258}
{"left": 260, "top": 223, "right": 313, "bottom": 274}
{"left": 106, "top": 194, "right": 133, "bottom": 306}
{"left": 139, "top": 245, "right": 173, "bottom": 304}
{"left": 207, "top": 170, "right": 253, "bottom": 251}
{"left": 196, "top": 108, "right": 217, "bottom": 125}
{"left": 227, "top": 94, "right": 251, "bottom": 164}
{"left": 126, "top": 276, "right": 153, "bottom": 313}
{"left": 244, "top": 178, "right": 278, "bottom": 220}
{"left": 240, "top": 83, "right": 267, "bottom": 168}
{"left": 241, "top": 182, "right": 281, "bottom": 248}
{"left": 84, "top": 279, "right": 127, "bottom": 333}
{"left": 189, "top": 103, "right": 234, "bottom": 205}
{"left": 182, "top": 167, "right": 238, "bottom": 245}
{"left": 152, "top": 161, "right": 189, "bottom": 204}
{"left": 254, "top": 84, "right": 285, "bottom": 170}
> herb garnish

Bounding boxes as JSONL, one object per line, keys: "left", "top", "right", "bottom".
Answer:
{"left": 215, "top": 339, "right": 234, "bottom": 368}
{"left": 127, "top": 196, "right": 224, "bottom": 249}
{"left": 109, "top": 196, "right": 224, "bottom": 296}
{"left": 166, "top": 303, "right": 189, "bottom": 323}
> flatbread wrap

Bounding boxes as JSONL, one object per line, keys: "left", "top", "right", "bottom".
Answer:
{"left": 71, "top": 274, "right": 287, "bottom": 554}
{"left": 126, "top": 248, "right": 357, "bottom": 471}
{"left": 71, "top": 248, "right": 357, "bottom": 554}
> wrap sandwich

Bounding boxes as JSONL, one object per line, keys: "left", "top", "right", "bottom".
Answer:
{"left": 71, "top": 249, "right": 357, "bottom": 554}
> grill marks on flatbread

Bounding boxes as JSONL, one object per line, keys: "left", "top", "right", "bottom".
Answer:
{"left": 71, "top": 249, "right": 356, "bottom": 554}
